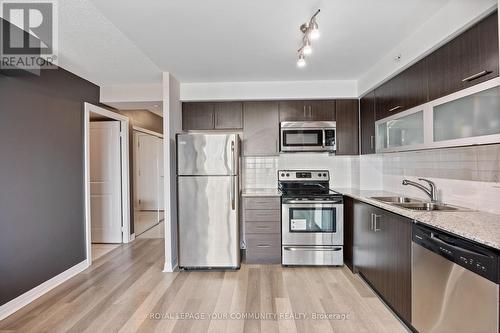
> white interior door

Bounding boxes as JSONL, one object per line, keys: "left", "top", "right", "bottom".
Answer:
{"left": 136, "top": 133, "right": 160, "bottom": 211}
{"left": 90, "top": 121, "right": 122, "bottom": 243}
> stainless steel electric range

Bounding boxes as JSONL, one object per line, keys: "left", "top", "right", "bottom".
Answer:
{"left": 279, "top": 170, "right": 344, "bottom": 266}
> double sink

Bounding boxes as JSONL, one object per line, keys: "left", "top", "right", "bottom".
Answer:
{"left": 371, "top": 196, "right": 467, "bottom": 211}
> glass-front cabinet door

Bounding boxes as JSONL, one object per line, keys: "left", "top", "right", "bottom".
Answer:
{"left": 374, "top": 78, "right": 500, "bottom": 153}
{"left": 376, "top": 110, "right": 424, "bottom": 152}
{"left": 289, "top": 206, "right": 336, "bottom": 233}
{"left": 433, "top": 86, "right": 500, "bottom": 142}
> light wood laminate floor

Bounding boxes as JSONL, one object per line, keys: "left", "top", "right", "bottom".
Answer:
{"left": 0, "top": 239, "right": 407, "bottom": 333}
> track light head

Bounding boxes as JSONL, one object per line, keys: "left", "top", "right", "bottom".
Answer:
{"left": 309, "top": 19, "right": 320, "bottom": 40}
{"left": 297, "top": 53, "right": 306, "bottom": 67}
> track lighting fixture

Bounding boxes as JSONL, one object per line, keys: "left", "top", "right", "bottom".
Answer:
{"left": 297, "top": 9, "right": 320, "bottom": 67}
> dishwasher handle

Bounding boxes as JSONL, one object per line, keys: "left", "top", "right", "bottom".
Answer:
{"left": 430, "top": 232, "right": 490, "bottom": 258}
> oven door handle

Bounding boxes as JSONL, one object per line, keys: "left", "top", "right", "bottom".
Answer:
{"left": 284, "top": 200, "right": 342, "bottom": 204}
{"left": 283, "top": 246, "right": 342, "bottom": 252}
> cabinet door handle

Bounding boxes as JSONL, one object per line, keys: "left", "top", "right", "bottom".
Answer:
{"left": 370, "top": 136, "right": 375, "bottom": 150}
{"left": 462, "top": 70, "right": 490, "bottom": 82}
{"left": 256, "top": 226, "right": 271, "bottom": 230}
{"left": 308, "top": 105, "right": 312, "bottom": 117}
{"left": 370, "top": 213, "right": 374, "bottom": 231}
{"left": 373, "top": 214, "right": 381, "bottom": 232}
{"left": 388, "top": 105, "right": 403, "bottom": 112}
{"left": 257, "top": 244, "right": 271, "bottom": 248}
{"left": 303, "top": 105, "right": 306, "bottom": 117}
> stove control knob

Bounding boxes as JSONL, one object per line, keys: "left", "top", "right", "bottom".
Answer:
{"left": 318, "top": 173, "right": 322, "bottom": 177}
{"left": 286, "top": 173, "right": 290, "bottom": 177}
{"left": 281, "top": 173, "right": 285, "bottom": 177}
{"left": 323, "top": 173, "right": 327, "bottom": 177}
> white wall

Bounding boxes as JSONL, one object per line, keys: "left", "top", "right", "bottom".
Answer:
{"left": 162, "top": 72, "right": 182, "bottom": 272}
{"left": 180, "top": 80, "right": 358, "bottom": 101}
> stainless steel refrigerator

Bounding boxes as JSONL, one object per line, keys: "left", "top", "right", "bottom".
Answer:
{"left": 177, "top": 133, "right": 240, "bottom": 269}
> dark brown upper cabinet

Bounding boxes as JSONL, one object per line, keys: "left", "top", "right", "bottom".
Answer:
{"left": 182, "top": 102, "right": 243, "bottom": 130}
{"left": 182, "top": 102, "right": 215, "bottom": 130}
{"left": 375, "top": 58, "right": 428, "bottom": 121}
{"left": 428, "top": 11, "right": 499, "bottom": 101}
{"left": 360, "top": 91, "right": 376, "bottom": 155}
{"left": 279, "top": 100, "right": 336, "bottom": 122}
{"left": 242, "top": 101, "right": 280, "bottom": 156}
{"left": 214, "top": 102, "right": 243, "bottom": 129}
{"left": 335, "top": 99, "right": 359, "bottom": 155}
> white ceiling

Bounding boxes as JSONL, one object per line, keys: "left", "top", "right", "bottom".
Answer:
{"left": 53, "top": 0, "right": 465, "bottom": 86}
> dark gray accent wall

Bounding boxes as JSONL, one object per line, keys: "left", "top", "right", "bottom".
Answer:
{"left": 0, "top": 60, "right": 99, "bottom": 304}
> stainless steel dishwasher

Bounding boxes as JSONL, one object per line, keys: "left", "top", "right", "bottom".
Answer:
{"left": 412, "top": 224, "right": 499, "bottom": 333}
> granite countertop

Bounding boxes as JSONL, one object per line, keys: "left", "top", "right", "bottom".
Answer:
{"left": 334, "top": 188, "right": 500, "bottom": 250}
{"left": 241, "top": 188, "right": 282, "bottom": 197}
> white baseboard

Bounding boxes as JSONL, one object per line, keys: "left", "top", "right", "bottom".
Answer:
{"left": 129, "top": 233, "right": 136, "bottom": 242}
{"left": 0, "top": 259, "right": 89, "bottom": 321}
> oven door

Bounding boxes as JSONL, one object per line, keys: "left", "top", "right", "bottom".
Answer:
{"left": 281, "top": 129, "right": 325, "bottom": 152}
{"left": 282, "top": 200, "right": 343, "bottom": 246}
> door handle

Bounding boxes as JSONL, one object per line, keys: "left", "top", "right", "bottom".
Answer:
{"left": 373, "top": 214, "right": 381, "bottom": 232}
{"left": 462, "top": 70, "right": 490, "bottom": 82}
{"left": 283, "top": 246, "right": 342, "bottom": 251}
{"left": 230, "top": 141, "right": 235, "bottom": 210}
{"left": 388, "top": 105, "right": 403, "bottom": 112}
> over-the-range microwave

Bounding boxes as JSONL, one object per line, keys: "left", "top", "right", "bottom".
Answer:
{"left": 280, "top": 121, "right": 336, "bottom": 152}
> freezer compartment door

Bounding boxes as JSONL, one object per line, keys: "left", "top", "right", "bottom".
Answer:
{"left": 177, "top": 133, "right": 239, "bottom": 176}
{"left": 178, "top": 176, "right": 239, "bottom": 268}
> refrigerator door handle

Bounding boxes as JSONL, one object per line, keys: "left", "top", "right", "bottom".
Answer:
{"left": 231, "top": 140, "right": 235, "bottom": 210}
{"left": 231, "top": 140, "right": 235, "bottom": 174}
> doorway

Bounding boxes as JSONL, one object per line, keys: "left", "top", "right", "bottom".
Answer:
{"left": 133, "top": 127, "right": 164, "bottom": 238}
{"left": 84, "top": 103, "right": 131, "bottom": 264}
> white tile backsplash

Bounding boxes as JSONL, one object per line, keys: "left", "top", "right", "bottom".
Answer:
{"left": 278, "top": 153, "right": 353, "bottom": 188}
{"left": 360, "top": 144, "right": 500, "bottom": 214}
{"left": 242, "top": 144, "right": 500, "bottom": 214}
{"left": 242, "top": 156, "right": 279, "bottom": 189}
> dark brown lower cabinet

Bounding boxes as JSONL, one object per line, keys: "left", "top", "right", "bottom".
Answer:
{"left": 352, "top": 199, "right": 412, "bottom": 324}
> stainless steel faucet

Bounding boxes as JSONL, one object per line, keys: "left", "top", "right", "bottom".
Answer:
{"left": 402, "top": 178, "right": 437, "bottom": 202}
